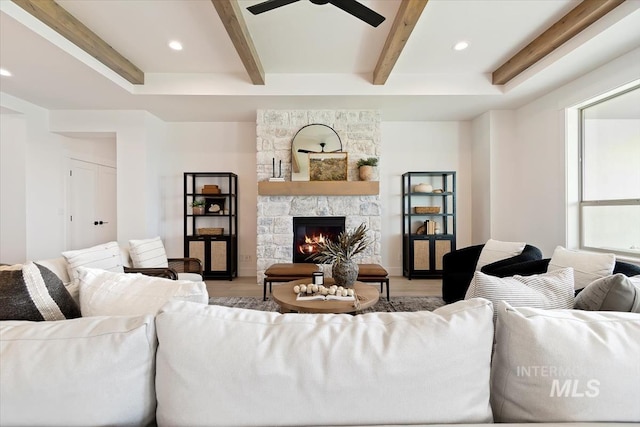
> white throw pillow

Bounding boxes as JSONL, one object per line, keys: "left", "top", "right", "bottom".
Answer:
{"left": 0, "top": 314, "right": 156, "bottom": 426}
{"left": 61, "top": 241, "right": 124, "bottom": 286}
{"left": 465, "top": 269, "right": 575, "bottom": 319}
{"left": 475, "top": 239, "right": 526, "bottom": 271}
{"left": 155, "top": 299, "right": 495, "bottom": 426}
{"left": 78, "top": 267, "right": 208, "bottom": 316}
{"left": 491, "top": 301, "right": 640, "bottom": 422}
{"left": 128, "top": 236, "right": 169, "bottom": 268}
{"left": 547, "top": 246, "right": 615, "bottom": 290}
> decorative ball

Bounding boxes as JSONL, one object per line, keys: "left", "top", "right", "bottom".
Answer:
{"left": 299, "top": 285, "right": 307, "bottom": 293}
{"left": 293, "top": 285, "right": 300, "bottom": 294}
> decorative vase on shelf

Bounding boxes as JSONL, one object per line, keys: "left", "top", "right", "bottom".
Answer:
{"left": 332, "top": 259, "right": 359, "bottom": 288}
{"left": 358, "top": 165, "right": 375, "bottom": 181}
{"left": 192, "top": 207, "right": 205, "bottom": 215}
{"left": 356, "top": 157, "right": 378, "bottom": 181}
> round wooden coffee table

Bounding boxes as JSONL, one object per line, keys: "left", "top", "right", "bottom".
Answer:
{"left": 271, "top": 278, "right": 379, "bottom": 314}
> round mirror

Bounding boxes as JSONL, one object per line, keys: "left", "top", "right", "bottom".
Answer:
{"left": 291, "top": 124, "right": 343, "bottom": 181}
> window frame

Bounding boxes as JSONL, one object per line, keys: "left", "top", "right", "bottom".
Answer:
{"left": 578, "top": 85, "right": 640, "bottom": 258}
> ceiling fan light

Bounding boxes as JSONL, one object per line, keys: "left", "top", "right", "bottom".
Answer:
{"left": 168, "top": 40, "right": 183, "bottom": 51}
{"left": 0, "top": 68, "right": 12, "bottom": 77}
{"left": 453, "top": 41, "right": 469, "bottom": 51}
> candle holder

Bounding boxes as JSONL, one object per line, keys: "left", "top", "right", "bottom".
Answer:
{"left": 312, "top": 271, "right": 324, "bottom": 285}
{"left": 268, "top": 157, "right": 285, "bottom": 182}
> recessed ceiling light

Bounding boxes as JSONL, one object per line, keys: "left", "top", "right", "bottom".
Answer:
{"left": 0, "top": 68, "right": 12, "bottom": 77}
{"left": 453, "top": 41, "right": 469, "bottom": 51}
{"left": 168, "top": 41, "right": 183, "bottom": 51}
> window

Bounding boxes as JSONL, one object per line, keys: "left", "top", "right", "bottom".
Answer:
{"left": 579, "top": 86, "right": 640, "bottom": 257}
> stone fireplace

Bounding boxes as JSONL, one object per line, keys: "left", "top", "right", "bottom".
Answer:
{"left": 256, "top": 109, "right": 382, "bottom": 282}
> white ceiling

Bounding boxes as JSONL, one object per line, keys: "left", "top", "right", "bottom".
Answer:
{"left": 1, "top": 0, "right": 639, "bottom": 122}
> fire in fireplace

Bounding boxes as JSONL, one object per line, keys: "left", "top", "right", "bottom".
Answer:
{"left": 292, "top": 216, "right": 345, "bottom": 263}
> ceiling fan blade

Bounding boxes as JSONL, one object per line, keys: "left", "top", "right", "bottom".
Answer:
{"left": 328, "top": 0, "right": 385, "bottom": 27}
{"left": 298, "top": 148, "right": 343, "bottom": 153}
{"left": 247, "top": 0, "right": 301, "bottom": 15}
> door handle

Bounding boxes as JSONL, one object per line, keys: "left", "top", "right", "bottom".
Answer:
{"left": 94, "top": 221, "right": 109, "bottom": 225}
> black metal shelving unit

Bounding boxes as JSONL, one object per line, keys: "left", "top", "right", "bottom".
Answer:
{"left": 402, "top": 171, "right": 456, "bottom": 279}
{"left": 183, "top": 172, "right": 238, "bottom": 280}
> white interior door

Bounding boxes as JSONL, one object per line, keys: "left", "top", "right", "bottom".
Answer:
{"left": 68, "top": 159, "right": 117, "bottom": 249}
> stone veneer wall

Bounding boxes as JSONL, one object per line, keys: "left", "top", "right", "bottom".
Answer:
{"left": 256, "top": 109, "right": 382, "bottom": 282}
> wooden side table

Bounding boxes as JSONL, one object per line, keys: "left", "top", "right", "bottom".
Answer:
{"left": 271, "top": 278, "right": 379, "bottom": 314}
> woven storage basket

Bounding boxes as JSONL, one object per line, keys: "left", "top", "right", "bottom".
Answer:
{"left": 414, "top": 206, "right": 440, "bottom": 214}
{"left": 197, "top": 227, "right": 223, "bottom": 236}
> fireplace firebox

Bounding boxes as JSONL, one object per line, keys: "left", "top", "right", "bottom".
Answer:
{"left": 293, "top": 217, "right": 345, "bottom": 263}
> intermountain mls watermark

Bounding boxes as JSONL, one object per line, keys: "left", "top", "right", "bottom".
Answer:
{"left": 516, "top": 365, "right": 600, "bottom": 398}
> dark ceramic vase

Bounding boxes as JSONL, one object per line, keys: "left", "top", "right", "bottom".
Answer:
{"left": 332, "top": 259, "right": 358, "bottom": 287}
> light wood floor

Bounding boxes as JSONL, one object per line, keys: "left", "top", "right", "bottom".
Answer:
{"left": 206, "top": 276, "right": 443, "bottom": 298}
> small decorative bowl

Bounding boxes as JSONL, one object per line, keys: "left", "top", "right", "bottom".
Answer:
{"left": 413, "top": 183, "right": 433, "bottom": 193}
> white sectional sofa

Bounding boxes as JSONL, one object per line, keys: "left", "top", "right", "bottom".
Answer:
{"left": 1, "top": 243, "right": 639, "bottom": 426}
{"left": 1, "top": 295, "right": 639, "bottom": 426}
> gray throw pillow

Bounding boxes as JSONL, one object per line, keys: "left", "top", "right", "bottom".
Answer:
{"left": 0, "top": 262, "right": 81, "bottom": 321}
{"left": 574, "top": 273, "right": 640, "bottom": 312}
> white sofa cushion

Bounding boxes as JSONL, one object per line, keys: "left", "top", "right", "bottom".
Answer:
{"left": 465, "top": 268, "right": 575, "bottom": 319}
{"left": 491, "top": 301, "right": 640, "bottom": 422}
{"left": 574, "top": 273, "right": 640, "bottom": 312}
{"left": 547, "top": 246, "right": 615, "bottom": 290}
{"left": 0, "top": 314, "right": 156, "bottom": 426}
{"left": 129, "top": 236, "right": 169, "bottom": 268}
{"left": 155, "top": 298, "right": 495, "bottom": 426}
{"left": 476, "top": 239, "right": 526, "bottom": 271}
{"left": 61, "top": 241, "right": 124, "bottom": 286}
{"left": 78, "top": 267, "right": 208, "bottom": 316}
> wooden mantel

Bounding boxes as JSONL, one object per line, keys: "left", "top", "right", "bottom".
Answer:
{"left": 258, "top": 181, "right": 379, "bottom": 196}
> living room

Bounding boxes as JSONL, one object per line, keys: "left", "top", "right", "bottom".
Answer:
{"left": 2, "top": 2, "right": 640, "bottom": 425}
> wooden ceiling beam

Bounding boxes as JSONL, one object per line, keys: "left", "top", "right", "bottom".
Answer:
{"left": 212, "top": 0, "right": 265, "bottom": 85}
{"left": 492, "top": 0, "right": 625, "bottom": 85}
{"left": 11, "top": 0, "right": 144, "bottom": 85}
{"left": 373, "top": 0, "right": 429, "bottom": 85}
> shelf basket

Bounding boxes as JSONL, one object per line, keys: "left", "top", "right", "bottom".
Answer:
{"left": 197, "top": 227, "right": 224, "bottom": 236}
{"left": 414, "top": 206, "right": 440, "bottom": 214}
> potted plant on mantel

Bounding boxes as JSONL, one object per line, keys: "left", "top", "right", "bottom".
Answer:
{"left": 191, "top": 199, "right": 205, "bottom": 215}
{"left": 357, "top": 157, "right": 378, "bottom": 181}
{"left": 309, "top": 223, "right": 370, "bottom": 288}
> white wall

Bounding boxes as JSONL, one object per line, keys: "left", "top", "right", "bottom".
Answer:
{"left": 161, "top": 122, "right": 257, "bottom": 276}
{"left": 0, "top": 110, "right": 27, "bottom": 263}
{"left": 495, "top": 48, "right": 640, "bottom": 257}
{"left": 381, "top": 121, "right": 472, "bottom": 275}
{"left": 63, "top": 135, "right": 117, "bottom": 168}
{"left": 0, "top": 94, "right": 67, "bottom": 261}
{"left": 471, "top": 113, "right": 490, "bottom": 244}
